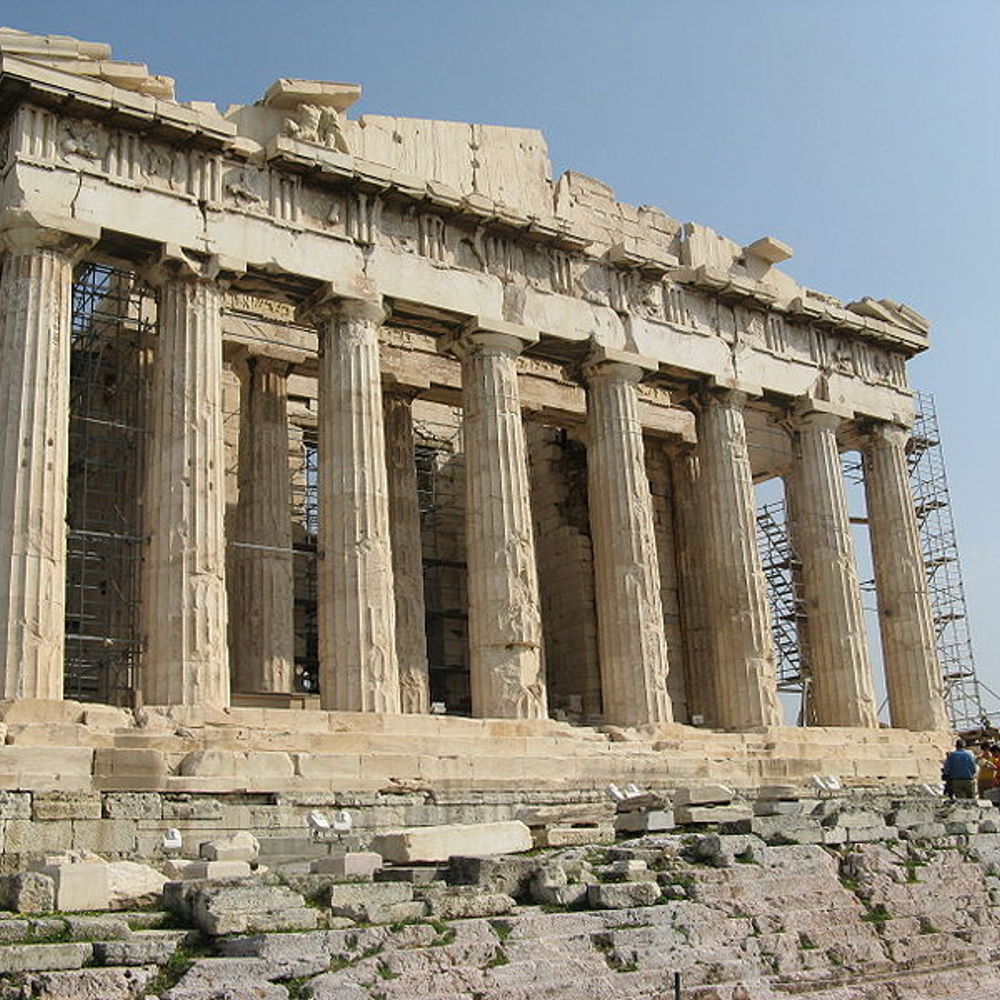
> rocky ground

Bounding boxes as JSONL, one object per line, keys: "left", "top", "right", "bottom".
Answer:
{"left": 2, "top": 791, "right": 1000, "bottom": 998}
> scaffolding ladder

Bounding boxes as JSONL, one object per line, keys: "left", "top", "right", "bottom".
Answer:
{"left": 906, "top": 390, "right": 993, "bottom": 731}
{"left": 756, "top": 501, "right": 810, "bottom": 696}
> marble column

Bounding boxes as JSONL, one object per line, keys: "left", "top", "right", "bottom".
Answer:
{"left": 140, "top": 253, "right": 237, "bottom": 708}
{"left": 787, "top": 405, "right": 877, "bottom": 727}
{"left": 863, "top": 422, "right": 948, "bottom": 731}
{"left": 0, "top": 220, "right": 95, "bottom": 699}
{"left": 584, "top": 352, "right": 672, "bottom": 727}
{"left": 668, "top": 445, "right": 716, "bottom": 725}
{"left": 695, "top": 388, "right": 781, "bottom": 729}
{"left": 383, "top": 387, "right": 430, "bottom": 714}
{"left": 307, "top": 293, "right": 400, "bottom": 713}
{"left": 452, "top": 320, "right": 546, "bottom": 719}
{"left": 230, "top": 354, "right": 295, "bottom": 694}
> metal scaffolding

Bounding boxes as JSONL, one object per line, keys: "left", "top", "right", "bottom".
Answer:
{"left": 756, "top": 501, "right": 811, "bottom": 699}
{"left": 289, "top": 429, "right": 319, "bottom": 693}
{"left": 906, "top": 390, "right": 994, "bottom": 731}
{"left": 64, "top": 262, "right": 152, "bottom": 704}
{"left": 414, "top": 410, "right": 470, "bottom": 714}
{"left": 756, "top": 389, "right": 993, "bottom": 731}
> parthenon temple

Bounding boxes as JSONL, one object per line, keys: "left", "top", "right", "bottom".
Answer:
{"left": 0, "top": 28, "right": 951, "bottom": 828}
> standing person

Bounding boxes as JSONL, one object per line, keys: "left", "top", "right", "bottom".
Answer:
{"left": 942, "top": 738, "right": 978, "bottom": 799}
{"left": 977, "top": 744, "right": 998, "bottom": 798}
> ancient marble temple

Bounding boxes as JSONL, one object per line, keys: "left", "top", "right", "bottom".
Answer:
{"left": 0, "top": 27, "right": 948, "bottom": 758}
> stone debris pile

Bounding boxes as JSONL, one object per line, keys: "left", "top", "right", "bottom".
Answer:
{"left": 0, "top": 789, "right": 997, "bottom": 997}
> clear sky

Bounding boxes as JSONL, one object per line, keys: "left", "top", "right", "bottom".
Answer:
{"left": 15, "top": 1, "right": 1000, "bottom": 713}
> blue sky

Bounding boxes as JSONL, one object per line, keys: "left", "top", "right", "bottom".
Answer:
{"left": 16, "top": 1, "right": 1000, "bottom": 713}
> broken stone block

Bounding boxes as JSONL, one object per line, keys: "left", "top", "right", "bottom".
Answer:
{"left": 445, "top": 854, "right": 538, "bottom": 898}
{"left": 0, "top": 942, "right": 94, "bottom": 972}
{"left": 106, "top": 860, "right": 167, "bottom": 910}
{"left": 186, "top": 883, "right": 318, "bottom": 936}
{"left": 615, "top": 791, "right": 667, "bottom": 814}
{"left": 604, "top": 859, "right": 656, "bottom": 881}
{"left": 328, "top": 880, "right": 417, "bottom": 923}
{"left": 587, "top": 880, "right": 660, "bottom": 909}
{"left": 182, "top": 860, "right": 253, "bottom": 880}
{"left": 675, "top": 804, "right": 752, "bottom": 825}
{"left": 215, "top": 930, "right": 336, "bottom": 977}
{"left": 310, "top": 852, "right": 382, "bottom": 878}
{"left": 8, "top": 967, "right": 158, "bottom": 999}
{"left": 757, "top": 784, "right": 801, "bottom": 801}
{"left": 533, "top": 881, "right": 589, "bottom": 907}
{"left": 615, "top": 809, "right": 674, "bottom": 833}
{"left": 754, "top": 800, "right": 802, "bottom": 816}
{"left": 415, "top": 885, "right": 514, "bottom": 919}
{"left": 199, "top": 830, "right": 260, "bottom": 863}
{"left": 688, "top": 833, "right": 763, "bottom": 867}
{"left": 532, "top": 824, "right": 615, "bottom": 848}
{"left": 94, "top": 929, "right": 190, "bottom": 966}
{"left": 829, "top": 810, "right": 884, "bottom": 830}
{"left": 2, "top": 871, "right": 55, "bottom": 913}
{"left": 516, "top": 802, "right": 615, "bottom": 826}
{"left": 370, "top": 820, "right": 532, "bottom": 863}
{"left": 376, "top": 864, "right": 450, "bottom": 885}
{"left": 674, "top": 784, "right": 735, "bottom": 807}
{"left": 34, "top": 855, "right": 110, "bottom": 911}
{"left": 899, "top": 823, "right": 947, "bottom": 840}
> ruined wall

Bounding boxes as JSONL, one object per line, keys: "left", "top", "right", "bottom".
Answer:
{"left": 526, "top": 423, "right": 601, "bottom": 720}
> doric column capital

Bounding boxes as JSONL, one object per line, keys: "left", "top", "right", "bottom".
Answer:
{"left": 0, "top": 209, "right": 98, "bottom": 259}
{"left": 142, "top": 246, "right": 245, "bottom": 288}
{"left": 581, "top": 346, "right": 656, "bottom": 386}
{"left": 382, "top": 379, "right": 426, "bottom": 403}
{"left": 297, "top": 281, "right": 386, "bottom": 328}
{"left": 862, "top": 419, "right": 910, "bottom": 449}
{"left": 229, "top": 349, "right": 294, "bottom": 382}
{"left": 697, "top": 382, "right": 756, "bottom": 413}
{"left": 443, "top": 316, "right": 538, "bottom": 360}
{"left": 789, "top": 396, "right": 851, "bottom": 433}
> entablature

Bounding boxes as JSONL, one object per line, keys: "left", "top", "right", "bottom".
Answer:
{"left": 0, "top": 36, "right": 922, "bottom": 430}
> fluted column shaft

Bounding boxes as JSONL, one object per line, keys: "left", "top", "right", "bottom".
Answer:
{"left": 230, "top": 355, "right": 294, "bottom": 694}
{"left": 384, "top": 389, "right": 429, "bottom": 713}
{"left": 787, "top": 408, "right": 877, "bottom": 727}
{"left": 457, "top": 328, "right": 546, "bottom": 719}
{"left": 585, "top": 360, "right": 671, "bottom": 726}
{"left": 863, "top": 422, "right": 948, "bottom": 731}
{"left": 695, "top": 389, "right": 780, "bottom": 729}
{"left": 668, "top": 447, "right": 716, "bottom": 725}
{"left": 314, "top": 297, "right": 400, "bottom": 713}
{"left": 140, "top": 258, "right": 232, "bottom": 707}
{"left": 0, "top": 225, "right": 92, "bottom": 699}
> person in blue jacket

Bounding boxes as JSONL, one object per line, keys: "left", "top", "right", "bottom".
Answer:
{"left": 942, "top": 738, "right": 978, "bottom": 799}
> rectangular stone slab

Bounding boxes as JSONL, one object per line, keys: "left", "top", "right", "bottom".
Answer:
{"left": 370, "top": 821, "right": 532, "bottom": 863}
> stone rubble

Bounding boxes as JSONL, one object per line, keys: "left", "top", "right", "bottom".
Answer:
{"left": 0, "top": 797, "right": 999, "bottom": 997}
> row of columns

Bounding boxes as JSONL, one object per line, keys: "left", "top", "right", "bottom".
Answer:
{"left": 0, "top": 226, "right": 948, "bottom": 732}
